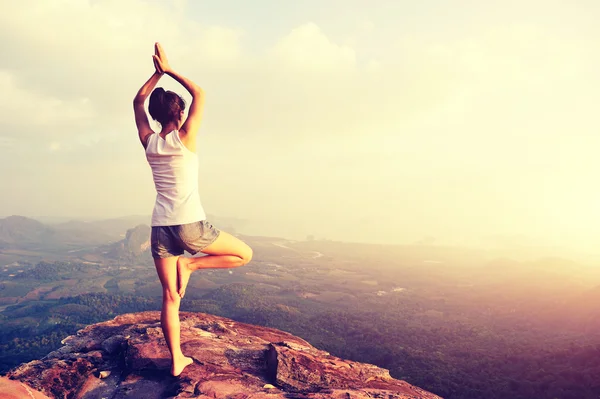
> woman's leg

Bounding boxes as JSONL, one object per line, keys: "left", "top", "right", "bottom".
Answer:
{"left": 154, "top": 256, "right": 193, "bottom": 376}
{"left": 177, "top": 231, "right": 252, "bottom": 298}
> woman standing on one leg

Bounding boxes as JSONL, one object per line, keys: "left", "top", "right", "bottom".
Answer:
{"left": 133, "top": 43, "right": 253, "bottom": 377}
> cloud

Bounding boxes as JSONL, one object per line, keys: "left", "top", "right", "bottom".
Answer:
{"left": 0, "top": 2, "right": 459, "bottom": 148}
{"left": 1, "top": 1, "right": 595, "bottom": 158}
{"left": 357, "top": 19, "right": 375, "bottom": 33}
{"left": 2, "top": 1, "right": 593, "bottom": 173}
{"left": 0, "top": 0, "right": 243, "bottom": 139}
{"left": 48, "top": 142, "right": 63, "bottom": 153}
{"left": 195, "top": 26, "right": 244, "bottom": 65}
{"left": 0, "top": 137, "right": 15, "bottom": 148}
{"left": 269, "top": 22, "right": 357, "bottom": 73}
{"left": 0, "top": 70, "right": 94, "bottom": 130}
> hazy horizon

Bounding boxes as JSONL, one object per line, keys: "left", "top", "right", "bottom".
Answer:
{"left": 1, "top": 1, "right": 599, "bottom": 259}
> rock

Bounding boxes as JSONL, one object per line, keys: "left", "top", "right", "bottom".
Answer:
{"left": 101, "top": 334, "right": 126, "bottom": 355}
{"left": 98, "top": 370, "right": 111, "bottom": 379}
{"left": 266, "top": 341, "right": 402, "bottom": 392}
{"left": 0, "top": 376, "right": 51, "bottom": 399}
{"left": 5, "top": 311, "right": 442, "bottom": 399}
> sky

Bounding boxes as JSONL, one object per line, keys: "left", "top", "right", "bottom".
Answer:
{"left": 1, "top": 0, "right": 599, "bottom": 256}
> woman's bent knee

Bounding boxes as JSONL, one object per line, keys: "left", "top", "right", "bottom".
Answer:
{"left": 201, "top": 231, "right": 253, "bottom": 265}
{"left": 238, "top": 244, "right": 252, "bottom": 266}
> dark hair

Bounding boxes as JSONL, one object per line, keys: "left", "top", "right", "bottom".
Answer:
{"left": 148, "top": 87, "right": 186, "bottom": 126}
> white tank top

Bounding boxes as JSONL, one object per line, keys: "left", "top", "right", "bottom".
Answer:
{"left": 145, "top": 131, "right": 206, "bottom": 226}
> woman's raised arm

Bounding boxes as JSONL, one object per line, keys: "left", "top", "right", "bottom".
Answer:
{"left": 133, "top": 69, "right": 162, "bottom": 147}
{"left": 153, "top": 42, "right": 205, "bottom": 147}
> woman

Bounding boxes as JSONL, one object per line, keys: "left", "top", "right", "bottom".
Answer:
{"left": 133, "top": 43, "right": 253, "bottom": 376}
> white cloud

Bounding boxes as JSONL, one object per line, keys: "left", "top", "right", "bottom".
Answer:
{"left": 0, "top": 0, "right": 248, "bottom": 160}
{"left": 365, "top": 59, "right": 381, "bottom": 73}
{"left": 269, "top": 23, "right": 356, "bottom": 73}
{"left": 49, "top": 142, "right": 61, "bottom": 152}
{"left": 0, "top": 137, "right": 15, "bottom": 148}
{"left": 358, "top": 19, "right": 375, "bottom": 33}
{"left": 196, "top": 26, "right": 244, "bottom": 65}
{"left": 172, "top": 0, "right": 188, "bottom": 14}
{"left": 0, "top": 70, "right": 94, "bottom": 129}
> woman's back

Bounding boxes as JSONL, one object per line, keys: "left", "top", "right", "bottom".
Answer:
{"left": 145, "top": 130, "right": 205, "bottom": 226}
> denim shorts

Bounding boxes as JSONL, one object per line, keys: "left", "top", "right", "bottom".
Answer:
{"left": 151, "top": 220, "right": 221, "bottom": 259}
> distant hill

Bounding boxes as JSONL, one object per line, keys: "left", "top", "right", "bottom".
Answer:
{"left": 0, "top": 214, "right": 247, "bottom": 261}
{"left": 0, "top": 216, "right": 50, "bottom": 246}
{"left": 51, "top": 215, "right": 150, "bottom": 240}
{"left": 98, "top": 224, "right": 151, "bottom": 263}
{"left": 0, "top": 215, "right": 113, "bottom": 251}
{"left": 52, "top": 214, "right": 243, "bottom": 238}
{"left": 561, "top": 284, "right": 600, "bottom": 329}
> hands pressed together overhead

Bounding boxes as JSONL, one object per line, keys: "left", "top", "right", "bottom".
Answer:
{"left": 134, "top": 41, "right": 204, "bottom": 150}
{"left": 153, "top": 42, "right": 172, "bottom": 75}
{"left": 147, "top": 41, "right": 202, "bottom": 98}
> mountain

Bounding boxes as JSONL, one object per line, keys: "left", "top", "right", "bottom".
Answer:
{"left": 0, "top": 216, "right": 50, "bottom": 248}
{"left": 4, "top": 311, "right": 441, "bottom": 399}
{"left": 52, "top": 214, "right": 242, "bottom": 240}
{"left": 99, "top": 224, "right": 151, "bottom": 262}
{"left": 51, "top": 215, "right": 150, "bottom": 240}
{"left": 0, "top": 215, "right": 154, "bottom": 261}
{"left": 0, "top": 216, "right": 112, "bottom": 251}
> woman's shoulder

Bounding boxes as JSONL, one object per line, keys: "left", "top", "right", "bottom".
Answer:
{"left": 143, "top": 131, "right": 159, "bottom": 150}
{"left": 174, "top": 130, "right": 196, "bottom": 153}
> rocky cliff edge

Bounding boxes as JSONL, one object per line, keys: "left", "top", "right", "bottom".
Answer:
{"left": 3, "top": 311, "right": 442, "bottom": 399}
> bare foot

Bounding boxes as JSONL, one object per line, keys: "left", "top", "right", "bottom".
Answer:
{"left": 177, "top": 257, "right": 192, "bottom": 298}
{"left": 171, "top": 355, "right": 193, "bottom": 377}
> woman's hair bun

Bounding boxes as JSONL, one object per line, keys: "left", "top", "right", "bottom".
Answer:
{"left": 148, "top": 87, "right": 186, "bottom": 127}
{"left": 150, "top": 87, "right": 165, "bottom": 104}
